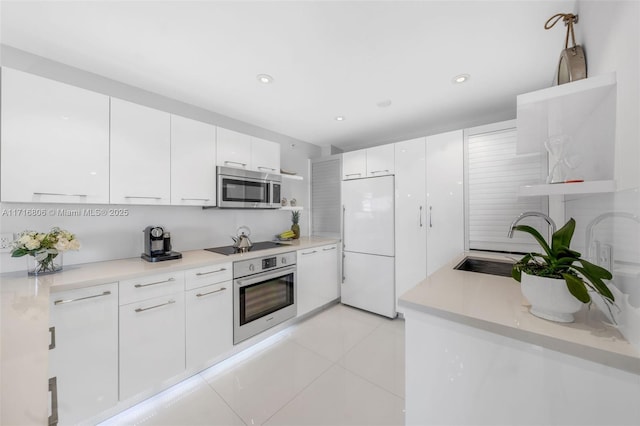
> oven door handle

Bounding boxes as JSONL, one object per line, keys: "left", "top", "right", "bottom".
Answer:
{"left": 235, "top": 266, "right": 297, "bottom": 288}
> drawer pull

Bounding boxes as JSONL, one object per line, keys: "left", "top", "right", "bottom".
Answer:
{"left": 196, "top": 287, "right": 227, "bottom": 297}
{"left": 345, "top": 173, "right": 362, "bottom": 178}
{"left": 181, "top": 197, "right": 210, "bottom": 201}
{"left": 135, "top": 300, "right": 175, "bottom": 312}
{"left": 134, "top": 277, "right": 176, "bottom": 288}
{"left": 54, "top": 290, "right": 112, "bottom": 305}
{"left": 224, "top": 161, "right": 247, "bottom": 168}
{"left": 195, "top": 268, "right": 227, "bottom": 276}
{"left": 257, "top": 166, "right": 276, "bottom": 171}
{"left": 369, "top": 170, "right": 389, "bottom": 175}
{"left": 301, "top": 250, "right": 317, "bottom": 255}
{"left": 34, "top": 192, "right": 87, "bottom": 197}
{"left": 124, "top": 196, "right": 162, "bottom": 200}
{"left": 323, "top": 246, "right": 337, "bottom": 251}
{"left": 49, "top": 327, "right": 56, "bottom": 350}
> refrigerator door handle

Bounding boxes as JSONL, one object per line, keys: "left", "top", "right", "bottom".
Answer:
{"left": 419, "top": 205, "right": 423, "bottom": 227}
{"left": 429, "top": 206, "right": 433, "bottom": 228}
{"left": 342, "top": 204, "right": 346, "bottom": 283}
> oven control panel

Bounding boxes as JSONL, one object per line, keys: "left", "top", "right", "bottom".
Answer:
{"left": 233, "top": 251, "right": 296, "bottom": 278}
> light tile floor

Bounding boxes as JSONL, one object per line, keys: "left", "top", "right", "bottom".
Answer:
{"left": 100, "top": 304, "right": 405, "bottom": 426}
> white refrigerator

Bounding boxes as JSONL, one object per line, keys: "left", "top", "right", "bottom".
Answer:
{"left": 342, "top": 175, "right": 396, "bottom": 318}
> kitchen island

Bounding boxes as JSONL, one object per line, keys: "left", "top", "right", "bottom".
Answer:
{"left": 399, "top": 253, "right": 640, "bottom": 425}
{"left": 0, "top": 236, "right": 337, "bottom": 425}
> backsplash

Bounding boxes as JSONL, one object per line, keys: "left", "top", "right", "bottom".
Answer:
{"left": 565, "top": 187, "right": 640, "bottom": 350}
{"left": 0, "top": 202, "right": 307, "bottom": 273}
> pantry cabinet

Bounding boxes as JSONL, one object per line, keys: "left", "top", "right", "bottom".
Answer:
{"left": 342, "top": 144, "right": 394, "bottom": 180}
{"left": 171, "top": 115, "right": 217, "bottom": 206}
{"left": 216, "top": 127, "right": 281, "bottom": 173}
{"left": 118, "top": 272, "right": 185, "bottom": 400}
{"left": 185, "top": 263, "right": 233, "bottom": 369}
{"left": 296, "top": 244, "right": 340, "bottom": 316}
{"left": 394, "top": 138, "right": 427, "bottom": 311}
{"left": 110, "top": 98, "right": 171, "bottom": 205}
{"left": 0, "top": 67, "right": 110, "bottom": 204}
{"left": 48, "top": 283, "right": 118, "bottom": 425}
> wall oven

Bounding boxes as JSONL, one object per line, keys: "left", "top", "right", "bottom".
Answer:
{"left": 233, "top": 251, "right": 296, "bottom": 344}
{"left": 217, "top": 166, "right": 282, "bottom": 209}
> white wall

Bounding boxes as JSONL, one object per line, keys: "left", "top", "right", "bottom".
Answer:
{"left": 0, "top": 47, "right": 321, "bottom": 273}
{"left": 565, "top": 0, "right": 640, "bottom": 349}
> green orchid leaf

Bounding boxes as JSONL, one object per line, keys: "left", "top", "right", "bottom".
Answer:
{"left": 577, "top": 259, "right": 613, "bottom": 280}
{"left": 552, "top": 218, "right": 575, "bottom": 256}
{"left": 512, "top": 266, "right": 522, "bottom": 282}
{"left": 562, "top": 273, "right": 591, "bottom": 303}
{"left": 572, "top": 265, "right": 615, "bottom": 301}
{"left": 513, "top": 224, "right": 552, "bottom": 256}
{"left": 556, "top": 256, "right": 577, "bottom": 266}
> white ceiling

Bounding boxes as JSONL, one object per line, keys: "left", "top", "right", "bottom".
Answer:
{"left": 0, "top": 0, "right": 575, "bottom": 150}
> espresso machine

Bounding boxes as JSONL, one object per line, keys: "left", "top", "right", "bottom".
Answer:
{"left": 141, "top": 226, "right": 182, "bottom": 262}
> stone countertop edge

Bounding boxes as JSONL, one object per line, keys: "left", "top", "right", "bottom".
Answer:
{"left": 0, "top": 236, "right": 340, "bottom": 293}
{"left": 398, "top": 252, "right": 640, "bottom": 376}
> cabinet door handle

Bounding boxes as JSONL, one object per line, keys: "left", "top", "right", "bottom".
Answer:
{"left": 257, "top": 166, "right": 276, "bottom": 172}
{"left": 301, "top": 250, "right": 317, "bottom": 256}
{"left": 54, "top": 290, "right": 112, "bottom": 305}
{"left": 345, "top": 173, "right": 362, "bottom": 178}
{"left": 419, "top": 206, "right": 423, "bottom": 227}
{"left": 323, "top": 246, "right": 337, "bottom": 251}
{"left": 196, "top": 287, "right": 227, "bottom": 297}
{"left": 429, "top": 206, "right": 433, "bottom": 228}
{"left": 124, "top": 196, "right": 162, "bottom": 200}
{"left": 369, "top": 170, "right": 389, "bottom": 175}
{"left": 135, "top": 299, "right": 176, "bottom": 312}
{"left": 342, "top": 205, "right": 346, "bottom": 283}
{"left": 134, "top": 277, "right": 175, "bottom": 288}
{"left": 195, "top": 268, "right": 227, "bottom": 276}
{"left": 48, "top": 377, "right": 58, "bottom": 426}
{"left": 49, "top": 327, "right": 56, "bottom": 350}
{"left": 224, "top": 161, "right": 247, "bottom": 168}
{"left": 181, "top": 197, "right": 210, "bottom": 201}
{"left": 33, "top": 192, "right": 87, "bottom": 197}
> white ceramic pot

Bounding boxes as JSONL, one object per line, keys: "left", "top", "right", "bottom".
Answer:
{"left": 520, "top": 272, "right": 583, "bottom": 322}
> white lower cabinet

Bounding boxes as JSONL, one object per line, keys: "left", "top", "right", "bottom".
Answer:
{"left": 119, "top": 291, "right": 185, "bottom": 400}
{"left": 184, "top": 262, "right": 233, "bottom": 370}
{"left": 297, "top": 244, "right": 340, "bottom": 316}
{"left": 48, "top": 283, "right": 118, "bottom": 425}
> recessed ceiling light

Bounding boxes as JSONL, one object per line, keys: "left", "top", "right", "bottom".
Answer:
{"left": 452, "top": 74, "right": 470, "bottom": 84}
{"left": 256, "top": 74, "right": 274, "bottom": 84}
{"left": 377, "top": 99, "right": 392, "bottom": 108}
{"left": 335, "top": 116, "right": 345, "bottom": 121}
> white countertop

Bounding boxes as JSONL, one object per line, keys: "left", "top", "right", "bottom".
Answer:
{"left": 399, "top": 252, "right": 640, "bottom": 375}
{"left": 0, "top": 236, "right": 338, "bottom": 425}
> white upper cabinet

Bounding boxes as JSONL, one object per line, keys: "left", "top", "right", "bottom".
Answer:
{"left": 110, "top": 98, "right": 171, "bottom": 205}
{"left": 251, "top": 137, "right": 280, "bottom": 173}
{"left": 170, "top": 115, "right": 217, "bottom": 206}
{"left": 1, "top": 68, "right": 110, "bottom": 203}
{"left": 216, "top": 128, "right": 280, "bottom": 173}
{"left": 365, "top": 144, "right": 395, "bottom": 177}
{"left": 394, "top": 137, "right": 427, "bottom": 312}
{"left": 426, "top": 130, "right": 464, "bottom": 276}
{"left": 216, "top": 127, "right": 252, "bottom": 169}
{"left": 342, "top": 145, "right": 395, "bottom": 180}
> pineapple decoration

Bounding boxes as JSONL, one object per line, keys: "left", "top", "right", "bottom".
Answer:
{"left": 290, "top": 210, "right": 301, "bottom": 239}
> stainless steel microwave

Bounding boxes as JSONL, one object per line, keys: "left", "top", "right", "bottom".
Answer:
{"left": 217, "top": 166, "right": 282, "bottom": 209}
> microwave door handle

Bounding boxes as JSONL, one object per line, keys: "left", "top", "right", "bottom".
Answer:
{"left": 235, "top": 266, "right": 297, "bottom": 288}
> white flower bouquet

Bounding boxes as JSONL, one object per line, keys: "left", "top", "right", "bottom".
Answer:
{"left": 11, "top": 227, "right": 80, "bottom": 275}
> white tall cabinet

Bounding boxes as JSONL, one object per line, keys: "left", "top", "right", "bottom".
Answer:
{"left": 394, "top": 138, "right": 427, "bottom": 310}
{"left": 0, "top": 67, "right": 110, "bottom": 204}
{"left": 48, "top": 283, "right": 118, "bottom": 425}
{"left": 426, "top": 130, "right": 464, "bottom": 276}
{"left": 110, "top": 98, "right": 171, "bottom": 205}
{"left": 170, "top": 115, "right": 217, "bottom": 206}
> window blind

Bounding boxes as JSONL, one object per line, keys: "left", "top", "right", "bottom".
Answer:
{"left": 466, "top": 127, "right": 548, "bottom": 253}
{"left": 311, "top": 157, "right": 342, "bottom": 238}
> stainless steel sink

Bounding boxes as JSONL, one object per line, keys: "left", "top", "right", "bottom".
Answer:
{"left": 454, "top": 256, "right": 514, "bottom": 277}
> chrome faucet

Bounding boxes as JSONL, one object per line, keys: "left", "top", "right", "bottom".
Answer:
{"left": 507, "top": 211, "right": 557, "bottom": 238}
{"left": 585, "top": 211, "right": 639, "bottom": 261}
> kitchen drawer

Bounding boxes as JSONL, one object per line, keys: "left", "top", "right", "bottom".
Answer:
{"left": 184, "top": 263, "right": 232, "bottom": 290}
{"left": 119, "top": 271, "right": 185, "bottom": 305}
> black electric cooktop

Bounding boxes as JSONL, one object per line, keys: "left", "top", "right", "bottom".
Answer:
{"left": 205, "top": 241, "right": 282, "bottom": 256}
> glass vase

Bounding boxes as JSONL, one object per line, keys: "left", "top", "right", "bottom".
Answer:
{"left": 27, "top": 252, "right": 63, "bottom": 276}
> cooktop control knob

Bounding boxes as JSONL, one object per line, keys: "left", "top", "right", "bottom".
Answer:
{"left": 281, "top": 257, "right": 287, "bottom": 264}
{"left": 249, "top": 264, "right": 255, "bottom": 272}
